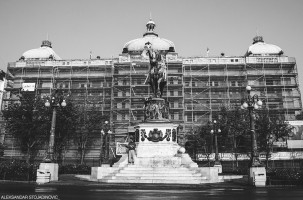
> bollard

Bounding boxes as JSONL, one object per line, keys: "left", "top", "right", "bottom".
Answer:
{"left": 36, "top": 169, "right": 51, "bottom": 184}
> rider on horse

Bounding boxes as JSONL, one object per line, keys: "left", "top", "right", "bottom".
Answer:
{"left": 142, "top": 42, "right": 167, "bottom": 98}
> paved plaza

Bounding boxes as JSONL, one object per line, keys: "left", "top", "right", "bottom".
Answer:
{"left": 1, "top": 176, "right": 303, "bottom": 200}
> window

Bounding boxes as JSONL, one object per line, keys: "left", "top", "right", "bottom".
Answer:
{"left": 231, "top": 81, "right": 236, "bottom": 86}
{"left": 266, "top": 80, "right": 274, "bottom": 85}
{"left": 79, "top": 83, "right": 91, "bottom": 88}
{"left": 187, "top": 114, "right": 192, "bottom": 122}
{"left": 170, "top": 91, "right": 174, "bottom": 96}
{"left": 178, "top": 91, "right": 182, "bottom": 96}
{"left": 178, "top": 102, "right": 183, "bottom": 108}
{"left": 170, "top": 79, "right": 174, "bottom": 85}
{"left": 62, "top": 83, "right": 69, "bottom": 88}
{"left": 192, "top": 82, "right": 196, "bottom": 87}
{"left": 179, "top": 113, "right": 183, "bottom": 120}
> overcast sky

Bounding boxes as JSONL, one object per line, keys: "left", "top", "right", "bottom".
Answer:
{"left": 0, "top": 0, "right": 302, "bottom": 91}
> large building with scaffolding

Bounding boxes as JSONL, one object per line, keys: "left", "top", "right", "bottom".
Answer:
{"left": 2, "top": 19, "right": 302, "bottom": 163}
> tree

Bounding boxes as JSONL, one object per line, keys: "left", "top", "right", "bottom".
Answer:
{"left": 256, "top": 109, "right": 293, "bottom": 168}
{"left": 185, "top": 123, "right": 214, "bottom": 165}
{"left": 2, "top": 92, "right": 49, "bottom": 164}
{"left": 216, "top": 106, "right": 251, "bottom": 167}
{"left": 74, "top": 103, "right": 106, "bottom": 165}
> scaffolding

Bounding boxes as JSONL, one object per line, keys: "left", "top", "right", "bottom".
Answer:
{"left": 3, "top": 55, "right": 302, "bottom": 162}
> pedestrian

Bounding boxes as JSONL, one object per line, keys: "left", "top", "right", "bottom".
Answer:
{"left": 126, "top": 137, "right": 136, "bottom": 165}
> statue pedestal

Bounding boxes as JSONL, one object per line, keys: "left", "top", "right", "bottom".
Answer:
{"left": 136, "top": 142, "right": 182, "bottom": 167}
{"left": 137, "top": 143, "right": 180, "bottom": 158}
{"left": 38, "top": 163, "right": 58, "bottom": 181}
{"left": 214, "top": 164, "right": 222, "bottom": 173}
{"left": 249, "top": 167, "right": 266, "bottom": 187}
{"left": 90, "top": 98, "right": 219, "bottom": 184}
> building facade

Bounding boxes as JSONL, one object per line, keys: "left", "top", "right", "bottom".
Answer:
{"left": 2, "top": 19, "right": 302, "bottom": 163}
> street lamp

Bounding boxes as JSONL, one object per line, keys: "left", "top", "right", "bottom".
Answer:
{"left": 241, "top": 85, "right": 263, "bottom": 167}
{"left": 100, "top": 121, "right": 112, "bottom": 165}
{"left": 210, "top": 120, "right": 221, "bottom": 167}
{"left": 44, "top": 89, "right": 67, "bottom": 163}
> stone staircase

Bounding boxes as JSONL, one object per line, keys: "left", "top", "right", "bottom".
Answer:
{"left": 100, "top": 164, "right": 209, "bottom": 184}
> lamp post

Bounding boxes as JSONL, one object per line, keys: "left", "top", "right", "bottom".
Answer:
{"left": 241, "top": 85, "right": 263, "bottom": 167}
{"left": 100, "top": 121, "right": 112, "bottom": 165}
{"left": 210, "top": 120, "right": 222, "bottom": 173}
{"left": 210, "top": 120, "right": 221, "bottom": 166}
{"left": 44, "top": 89, "right": 67, "bottom": 163}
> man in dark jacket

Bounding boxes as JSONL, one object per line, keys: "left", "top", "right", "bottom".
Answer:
{"left": 126, "top": 137, "right": 136, "bottom": 164}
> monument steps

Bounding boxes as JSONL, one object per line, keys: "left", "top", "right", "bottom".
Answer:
{"left": 116, "top": 173, "right": 203, "bottom": 177}
{"left": 103, "top": 179, "right": 207, "bottom": 184}
{"left": 100, "top": 164, "right": 209, "bottom": 184}
{"left": 107, "top": 176, "right": 206, "bottom": 180}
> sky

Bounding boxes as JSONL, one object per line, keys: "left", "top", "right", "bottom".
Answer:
{"left": 0, "top": 0, "right": 303, "bottom": 92}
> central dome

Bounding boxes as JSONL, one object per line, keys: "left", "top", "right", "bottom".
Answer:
{"left": 122, "top": 19, "right": 175, "bottom": 54}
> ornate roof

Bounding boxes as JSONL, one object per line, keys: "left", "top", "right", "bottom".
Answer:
{"left": 122, "top": 18, "right": 175, "bottom": 54}
{"left": 246, "top": 36, "right": 283, "bottom": 56}
{"left": 22, "top": 40, "right": 61, "bottom": 60}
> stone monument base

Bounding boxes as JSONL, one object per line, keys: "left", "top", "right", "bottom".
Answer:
{"left": 135, "top": 156, "right": 181, "bottom": 167}
{"left": 38, "top": 163, "right": 59, "bottom": 181}
{"left": 249, "top": 166, "right": 266, "bottom": 187}
{"left": 136, "top": 142, "right": 180, "bottom": 158}
{"left": 214, "top": 164, "right": 222, "bottom": 173}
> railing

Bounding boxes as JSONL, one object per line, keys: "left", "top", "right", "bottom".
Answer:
{"left": 183, "top": 57, "right": 245, "bottom": 65}
{"left": 246, "top": 57, "right": 296, "bottom": 64}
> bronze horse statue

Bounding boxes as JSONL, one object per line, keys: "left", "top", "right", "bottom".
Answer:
{"left": 142, "top": 42, "right": 167, "bottom": 98}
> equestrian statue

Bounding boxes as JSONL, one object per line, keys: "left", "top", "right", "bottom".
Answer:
{"left": 141, "top": 42, "right": 167, "bottom": 98}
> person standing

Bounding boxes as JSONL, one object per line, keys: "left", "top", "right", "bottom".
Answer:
{"left": 127, "top": 137, "right": 136, "bottom": 164}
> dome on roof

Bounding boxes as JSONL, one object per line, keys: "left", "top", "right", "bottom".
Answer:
{"left": 122, "top": 19, "right": 175, "bottom": 54}
{"left": 22, "top": 40, "right": 61, "bottom": 60}
{"left": 246, "top": 36, "right": 283, "bottom": 56}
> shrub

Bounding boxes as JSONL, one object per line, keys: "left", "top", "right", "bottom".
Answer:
{"left": 59, "top": 164, "right": 91, "bottom": 175}
{"left": 267, "top": 168, "right": 303, "bottom": 185}
{"left": 0, "top": 160, "right": 38, "bottom": 181}
{"left": 267, "top": 168, "right": 303, "bottom": 181}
